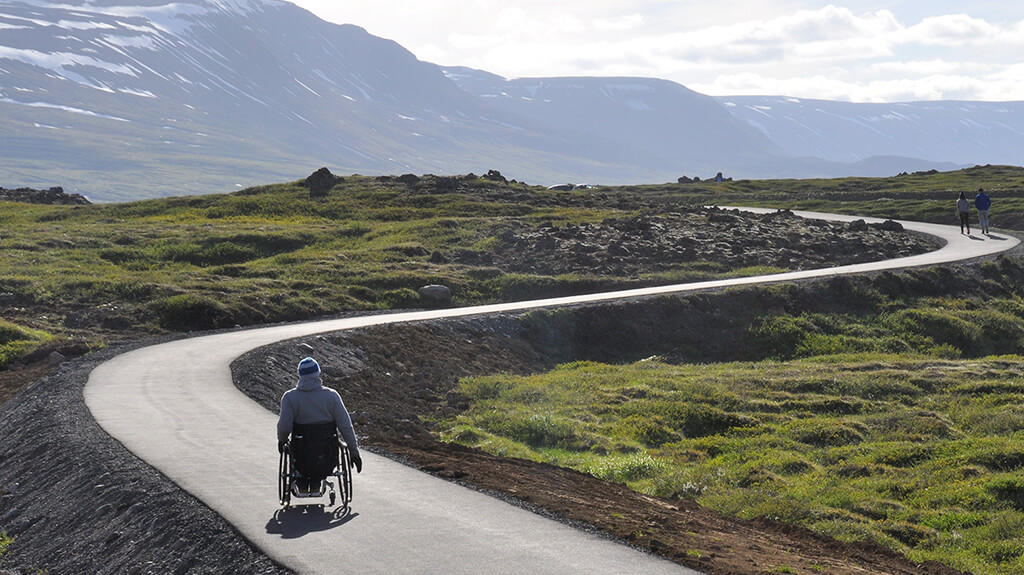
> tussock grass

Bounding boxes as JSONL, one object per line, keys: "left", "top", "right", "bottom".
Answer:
{"left": 439, "top": 350, "right": 1024, "bottom": 574}
{"left": 0, "top": 319, "right": 52, "bottom": 369}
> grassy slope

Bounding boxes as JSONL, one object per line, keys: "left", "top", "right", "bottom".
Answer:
{"left": 0, "top": 174, "right": 631, "bottom": 348}
{"left": 3, "top": 165, "right": 1024, "bottom": 573}
{"left": 624, "top": 163, "right": 1024, "bottom": 231}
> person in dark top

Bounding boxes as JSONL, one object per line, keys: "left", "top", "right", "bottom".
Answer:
{"left": 956, "top": 191, "right": 971, "bottom": 235}
{"left": 975, "top": 188, "right": 991, "bottom": 234}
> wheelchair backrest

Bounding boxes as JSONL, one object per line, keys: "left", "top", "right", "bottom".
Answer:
{"left": 290, "top": 421, "right": 339, "bottom": 480}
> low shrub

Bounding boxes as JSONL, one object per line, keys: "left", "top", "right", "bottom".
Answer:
{"left": 987, "top": 476, "right": 1024, "bottom": 510}
{"left": 615, "top": 414, "right": 680, "bottom": 447}
{"left": 784, "top": 418, "right": 865, "bottom": 447}
{"left": 587, "top": 452, "right": 668, "bottom": 482}
{"left": 0, "top": 319, "right": 52, "bottom": 369}
{"left": 964, "top": 438, "right": 1024, "bottom": 472}
{"left": 477, "top": 411, "right": 591, "bottom": 451}
{"left": 149, "top": 294, "right": 232, "bottom": 331}
{"left": 376, "top": 288, "right": 421, "bottom": 309}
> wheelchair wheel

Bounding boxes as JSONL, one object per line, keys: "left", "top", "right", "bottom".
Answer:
{"left": 278, "top": 446, "right": 292, "bottom": 506}
{"left": 339, "top": 443, "right": 353, "bottom": 506}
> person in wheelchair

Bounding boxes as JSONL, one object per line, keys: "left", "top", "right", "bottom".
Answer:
{"left": 277, "top": 357, "right": 362, "bottom": 496}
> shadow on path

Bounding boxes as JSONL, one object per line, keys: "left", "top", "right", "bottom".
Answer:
{"left": 968, "top": 233, "right": 1012, "bottom": 242}
{"left": 266, "top": 505, "right": 358, "bottom": 539}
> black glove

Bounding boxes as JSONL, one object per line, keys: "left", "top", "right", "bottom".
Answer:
{"left": 278, "top": 440, "right": 287, "bottom": 454}
{"left": 350, "top": 451, "right": 362, "bottom": 473}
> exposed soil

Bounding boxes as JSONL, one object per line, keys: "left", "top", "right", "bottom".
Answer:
{"left": 0, "top": 208, "right": 976, "bottom": 575}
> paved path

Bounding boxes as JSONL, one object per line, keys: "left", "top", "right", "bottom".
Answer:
{"left": 84, "top": 211, "right": 1017, "bottom": 574}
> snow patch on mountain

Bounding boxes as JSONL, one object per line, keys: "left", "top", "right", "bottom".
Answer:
{"left": 1, "top": 96, "right": 130, "bottom": 121}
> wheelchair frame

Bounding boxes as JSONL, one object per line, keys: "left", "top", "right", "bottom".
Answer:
{"left": 278, "top": 438, "right": 353, "bottom": 508}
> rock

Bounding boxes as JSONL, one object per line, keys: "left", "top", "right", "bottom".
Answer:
{"left": 848, "top": 219, "right": 869, "bottom": 232}
{"left": 303, "top": 167, "right": 342, "bottom": 197}
{"left": 47, "top": 351, "right": 66, "bottom": 366}
{"left": 875, "top": 219, "right": 904, "bottom": 232}
{"left": 483, "top": 169, "right": 507, "bottom": 182}
{"left": 418, "top": 285, "right": 452, "bottom": 308}
{"left": 0, "top": 186, "right": 90, "bottom": 205}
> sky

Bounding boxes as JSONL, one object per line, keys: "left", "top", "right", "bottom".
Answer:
{"left": 285, "top": 1, "right": 1024, "bottom": 103}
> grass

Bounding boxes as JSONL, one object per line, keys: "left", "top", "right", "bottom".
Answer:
{"left": 2, "top": 174, "right": 648, "bottom": 356}
{"left": 438, "top": 353, "right": 1024, "bottom": 574}
{"left": 10, "top": 166, "right": 1008, "bottom": 365}
{"left": 435, "top": 254, "right": 1024, "bottom": 575}
{"left": 610, "top": 164, "right": 1024, "bottom": 231}
{"left": 0, "top": 531, "right": 12, "bottom": 557}
{"left": 0, "top": 319, "right": 52, "bottom": 368}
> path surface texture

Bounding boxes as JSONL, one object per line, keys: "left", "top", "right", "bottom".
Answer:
{"left": 85, "top": 210, "right": 1018, "bottom": 574}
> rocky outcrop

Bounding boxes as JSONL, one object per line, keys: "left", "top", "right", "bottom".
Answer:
{"left": 448, "top": 207, "right": 934, "bottom": 277}
{"left": 0, "top": 186, "right": 90, "bottom": 205}
{"left": 303, "top": 167, "right": 344, "bottom": 197}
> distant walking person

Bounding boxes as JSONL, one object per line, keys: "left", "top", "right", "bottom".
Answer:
{"left": 956, "top": 191, "right": 971, "bottom": 235}
{"left": 975, "top": 188, "right": 991, "bottom": 234}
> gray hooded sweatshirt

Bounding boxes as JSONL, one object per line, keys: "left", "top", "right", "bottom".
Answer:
{"left": 277, "top": 374, "right": 360, "bottom": 458}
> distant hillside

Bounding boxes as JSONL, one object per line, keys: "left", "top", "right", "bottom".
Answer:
{"left": 717, "top": 96, "right": 1022, "bottom": 167}
{"left": 439, "top": 67, "right": 790, "bottom": 180}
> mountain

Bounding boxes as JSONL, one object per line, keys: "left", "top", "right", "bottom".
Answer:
{"left": 716, "top": 96, "right": 1024, "bottom": 168}
{"left": 0, "top": 0, "right": 1016, "bottom": 201}
{"left": 1, "top": 0, "right": 653, "bottom": 200}
{"left": 439, "top": 67, "right": 792, "bottom": 181}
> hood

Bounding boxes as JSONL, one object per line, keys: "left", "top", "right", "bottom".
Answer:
{"left": 296, "top": 374, "right": 323, "bottom": 391}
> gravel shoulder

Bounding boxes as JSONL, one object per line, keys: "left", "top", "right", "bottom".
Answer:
{"left": 0, "top": 339, "right": 291, "bottom": 575}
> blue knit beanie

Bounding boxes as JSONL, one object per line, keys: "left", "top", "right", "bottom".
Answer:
{"left": 297, "top": 357, "right": 320, "bottom": 377}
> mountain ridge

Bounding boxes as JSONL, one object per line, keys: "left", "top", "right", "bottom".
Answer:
{"left": 0, "top": 0, "right": 1015, "bottom": 201}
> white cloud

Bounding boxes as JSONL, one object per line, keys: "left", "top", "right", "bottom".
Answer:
{"left": 288, "top": 1, "right": 1024, "bottom": 102}
{"left": 593, "top": 13, "right": 644, "bottom": 32}
{"left": 902, "top": 13, "right": 1000, "bottom": 46}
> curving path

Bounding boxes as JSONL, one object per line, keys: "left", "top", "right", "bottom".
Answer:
{"left": 85, "top": 211, "right": 1018, "bottom": 574}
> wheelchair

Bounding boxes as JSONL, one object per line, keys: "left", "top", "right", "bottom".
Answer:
{"left": 278, "top": 421, "right": 353, "bottom": 508}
